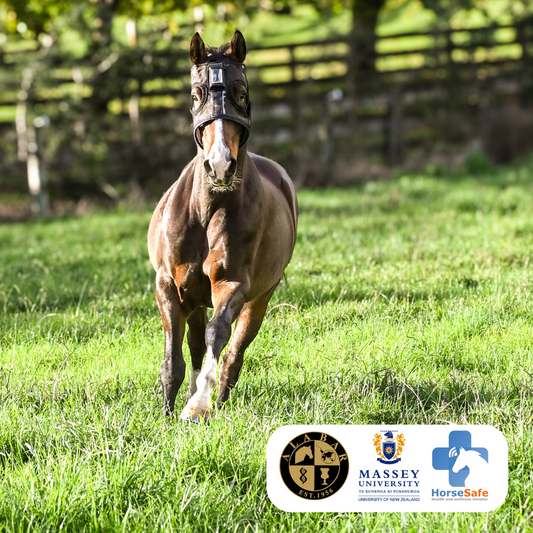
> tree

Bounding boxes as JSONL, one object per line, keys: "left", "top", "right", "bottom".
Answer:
{"left": 419, "top": 0, "right": 532, "bottom": 26}
{"left": 0, "top": 0, "right": 191, "bottom": 34}
{"left": 349, "top": 0, "right": 387, "bottom": 73}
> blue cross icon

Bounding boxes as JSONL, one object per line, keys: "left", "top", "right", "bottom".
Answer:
{"left": 432, "top": 430, "right": 489, "bottom": 487}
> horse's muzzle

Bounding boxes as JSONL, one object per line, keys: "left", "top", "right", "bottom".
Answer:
{"left": 204, "top": 157, "right": 237, "bottom": 189}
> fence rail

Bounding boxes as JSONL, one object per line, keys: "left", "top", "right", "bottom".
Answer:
{"left": 1, "top": 16, "right": 533, "bottom": 212}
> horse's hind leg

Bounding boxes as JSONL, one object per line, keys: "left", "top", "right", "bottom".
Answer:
{"left": 217, "top": 286, "right": 276, "bottom": 405}
{"left": 155, "top": 268, "right": 186, "bottom": 415}
{"left": 185, "top": 306, "right": 207, "bottom": 401}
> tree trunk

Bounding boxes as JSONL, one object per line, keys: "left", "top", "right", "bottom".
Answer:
{"left": 89, "top": 0, "right": 120, "bottom": 112}
{"left": 350, "top": 0, "right": 385, "bottom": 75}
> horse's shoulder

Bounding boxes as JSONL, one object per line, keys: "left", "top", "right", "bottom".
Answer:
{"left": 157, "top": 158, "right": 197, "bottom": 208}
{"left": 149, "top": 158, "right": 196, "bottom": 233}
{"left": 249, "top": 152, "right": 290, "bottom": 187}
{"left": 248, "top": 153, "right": 298, "bottom": 222}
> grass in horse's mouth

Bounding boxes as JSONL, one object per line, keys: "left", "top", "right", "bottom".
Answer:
{"left": 206, "top": 173, "right": 243, "bottom": 193}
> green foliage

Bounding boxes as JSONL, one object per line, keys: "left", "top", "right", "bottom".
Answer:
{"left": 0, "top": 0, "right": 191, "bottom": 35}
{"left": 463, "top": 149, "right": 494, "bottom": 175}
{"left": 419, "top": 0, "right": 477, "bottom": 20}
{"left": 0, "top": 0, "right": 77, "bottom": 35}
{"left": 0, "top": 159, "right": 532, "bottom": 531}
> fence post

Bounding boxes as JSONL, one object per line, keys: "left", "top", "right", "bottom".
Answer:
{"left": 27, "top": 116, "right": 50, "bottom": 217}
{"left": 127, "top": 19, "right": 142, "bottom": 143}
{"left": 346, "top": 31, "right": 358, "bottom": 135}
{"left": 386, "top": 86, "right": 402, "bottom": 167}
{"left": 516, "top": 20, "right": 530, "bottom": 68}
{"left": 289, "top": 45, "right": 307, "bottom": 187}
{"left": 445, "top": 31, "right": 456, "bottom": 83}
{"left": 322, "top": 89, "right": 343, "bottom": 184}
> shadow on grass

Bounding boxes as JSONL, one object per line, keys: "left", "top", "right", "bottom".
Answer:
{"left": 236, "top": 366, "right": 533, "bottom": 426}
{"left": 276, "top": 278, "right": 489, "bottom": 311}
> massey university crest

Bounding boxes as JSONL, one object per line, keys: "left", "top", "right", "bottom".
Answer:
{"left": 374, "top": 430, "right": 405, "bottom": 464}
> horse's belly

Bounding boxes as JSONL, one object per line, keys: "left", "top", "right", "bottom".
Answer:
{"left": 248, "top": 207, "right": 295, "bottom": 299}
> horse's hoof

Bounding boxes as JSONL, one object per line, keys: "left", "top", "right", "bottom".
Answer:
{"left": 179, "top": 403, "right": 211, "bottom": 423}
{"left": 162, "top": 405, "right": 175, "bottom": 417}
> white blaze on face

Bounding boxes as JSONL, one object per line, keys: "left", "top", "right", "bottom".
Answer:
{"left": 207, "top": 119, "right": 231, "bottom": 182}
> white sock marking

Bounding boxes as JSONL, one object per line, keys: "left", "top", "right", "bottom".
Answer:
{"left": 188, "top": 346, "right": 217, "bottom": 410}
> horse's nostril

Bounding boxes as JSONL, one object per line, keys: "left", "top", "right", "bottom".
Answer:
{"left": 204, "top": 159, "right": 213, "bottom": 175}
{"left": 226, "top": 158, "right": 237, "bottom": 177}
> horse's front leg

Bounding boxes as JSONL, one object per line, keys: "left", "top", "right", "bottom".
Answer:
{"left": 217, "top": 285, "right": 277, "bottom": 405}
{"left": 180, "top": 280, "right": 247, "bottom": 421}
{"left": 156, "top": 268, "right": 187, "bottom": 415}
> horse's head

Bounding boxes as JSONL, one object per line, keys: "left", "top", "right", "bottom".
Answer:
{"left": 190, "top": 30, "right": 251, "bottom": 192}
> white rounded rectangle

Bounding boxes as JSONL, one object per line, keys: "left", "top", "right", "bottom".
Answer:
{"left": 267, "top": 425, "right": 508, "bottom": 512}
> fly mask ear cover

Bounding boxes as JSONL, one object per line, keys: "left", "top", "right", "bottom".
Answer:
{"left": 191, "top": 61, "right": 252, "bottom": 148}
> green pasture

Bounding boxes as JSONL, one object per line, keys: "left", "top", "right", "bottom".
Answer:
{"left": 0, "top": 158, "right": 532, "bottom": 531}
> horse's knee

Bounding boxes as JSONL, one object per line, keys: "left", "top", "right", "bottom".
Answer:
{"left": 217, "top": 354, "right": 243, "bottom": 404}
{"left": 161, "top": 355, "right": 185, "bottom": 377}
{"left": 160, "top": 357, "right": 186, "bottom": 402}
{"left": 205, "top": 317, "right": 232, "bottom": 354}
{"left": 222, "top": 350, "right": 243, "bottom": 379}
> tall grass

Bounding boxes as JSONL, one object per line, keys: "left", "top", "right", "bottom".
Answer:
{"left": 0, "top": 160, "right": 532, "bottom": 531}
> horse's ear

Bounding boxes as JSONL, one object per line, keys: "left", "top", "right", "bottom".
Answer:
{"left": 229, "top": 29, "right": 246, "bottom": 63}
{"left": 190, "top": 32, "right": 207, "bottom": 64}
{"left": 460, "top": 447, "right": 465, "bottom": 452}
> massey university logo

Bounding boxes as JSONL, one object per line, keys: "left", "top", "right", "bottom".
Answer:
{"left": 432, "top": 430, "right": 489, "bottom": 487}
{"left": 279, "top": 432, "right": 349, "bottom": 500}
{"left": 373, "top": 430, "right": 405, "bottom": 464}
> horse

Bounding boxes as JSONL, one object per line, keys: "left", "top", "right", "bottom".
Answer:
{"left": 452, "top": 447, "right": 488, "bottom": 487}
{"left": 147, "top": 30, "right": 298, "bottom": 421}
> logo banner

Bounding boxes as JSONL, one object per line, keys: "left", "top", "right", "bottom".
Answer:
{"left": 267, "top": 425, "right": 508, "bottom": 512}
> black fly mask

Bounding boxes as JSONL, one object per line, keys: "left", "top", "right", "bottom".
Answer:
{"left": 190, "top": 60, "right": 252, "bottom": 148}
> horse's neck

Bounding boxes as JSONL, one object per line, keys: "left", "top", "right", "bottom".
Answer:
{"left": 191, "top": 150, "right": 254, "bottom": 224}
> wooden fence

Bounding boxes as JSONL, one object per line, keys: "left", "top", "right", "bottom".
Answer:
{"left": 1, "top": 16, "right": 533, "bottom": 211}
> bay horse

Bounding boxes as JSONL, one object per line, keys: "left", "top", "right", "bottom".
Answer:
{"left": 148, "top": 30, "right": 298, "bottom": 421}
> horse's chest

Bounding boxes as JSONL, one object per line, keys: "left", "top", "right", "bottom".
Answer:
{"left": 172, "top": 261, "right": 211, "bottom": 311}
{"left": 169, "top": 233, "right": 227, "bottom": 311}
{"left": 166, "top": 209, "right": 256, "bottom": 310}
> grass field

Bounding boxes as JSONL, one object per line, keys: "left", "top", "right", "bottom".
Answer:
{"left": 1, "top": 158, "right": 532, "bottom": 532}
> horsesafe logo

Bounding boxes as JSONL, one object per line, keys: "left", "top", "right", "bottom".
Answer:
{"left": 279, "top": 432, "right": 349, "bottom": 500}
{"left": 432, "top": 430, "right": 489, "bottom": 488}
{"left": 373, "top": 430, "right": 405, "bottom": 464}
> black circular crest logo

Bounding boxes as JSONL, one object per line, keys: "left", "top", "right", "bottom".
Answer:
{"left": 279, "top": 432, "right": 349, "bottom": 500}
